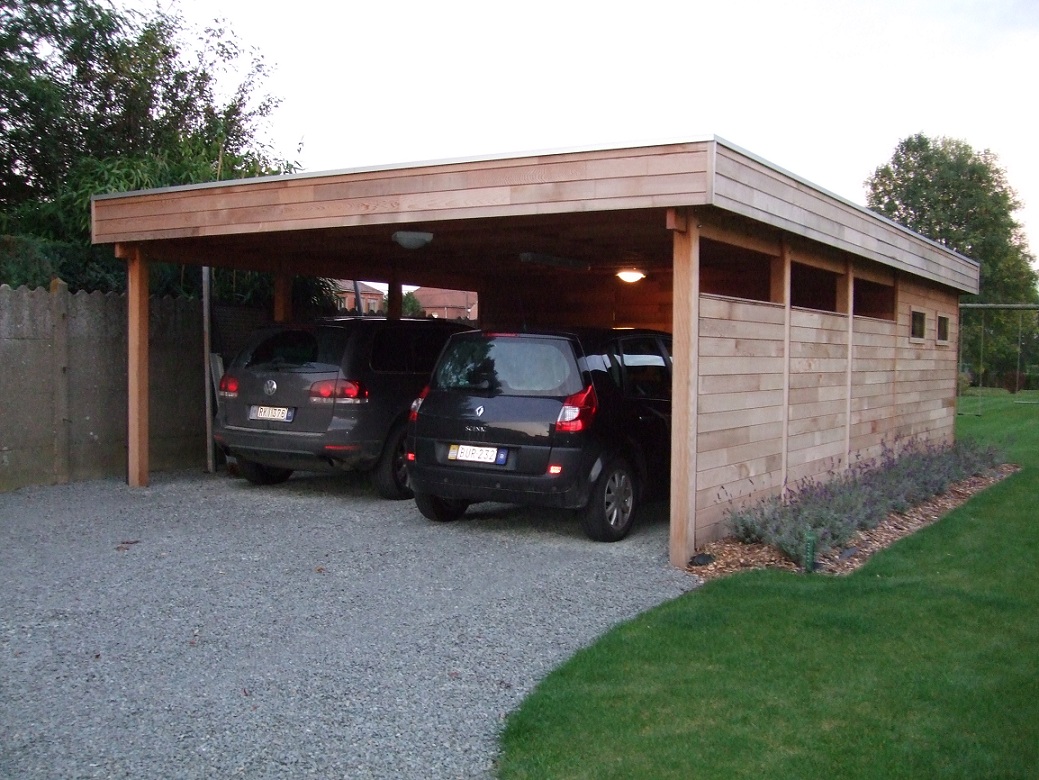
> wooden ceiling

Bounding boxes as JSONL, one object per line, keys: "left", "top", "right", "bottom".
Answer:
{"left": 125, "top": 208, "right": 678, "bottom": 291}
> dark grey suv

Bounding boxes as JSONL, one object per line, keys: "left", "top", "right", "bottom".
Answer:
{"left": 406, "top": 328, "right": 672, "bottom": 541}
{"left": 214, "top": 317, "right": 471, "bottom": 498}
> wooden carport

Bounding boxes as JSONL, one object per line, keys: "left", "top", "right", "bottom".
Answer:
{"left": 91, "top": 137, "right": 979, "bottom": 566}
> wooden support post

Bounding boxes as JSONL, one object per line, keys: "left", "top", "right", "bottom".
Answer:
{"left": 202, "top": 266, "right": 215, "bottom": 474}
{"left": 273, "top": 272, "right": 292, "bottom": 323}
{"left": 770, "top": 256, "right": 786, "bottom": 305}
{"left": 779, "top": 241, "right": 792, "bottom": 495}
{"left": 124, "top": 245, "right": 150, "bottom": 487}
{"left": 836, "top": 263, "right": 851, "bottom": 314}
{"left": 844, "top": 260, "right": 854, "bottom": 467}
{"left": 387, "top": 270, "right": 403, "bottom": 320}
{"left": 669, "top": 209, "right": 700, "bottom": 567}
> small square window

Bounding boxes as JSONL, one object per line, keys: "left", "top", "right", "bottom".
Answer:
{"left": 937, "top": 315, "right": 950, "bottom": 343}
{"left": 911, "top": 310, "right": 926, "bottom": 340}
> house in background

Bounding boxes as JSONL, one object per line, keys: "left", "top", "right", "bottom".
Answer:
{"left": 335, "top": 280, "right": 384, "bottom": 313}
{"left": 411, "top": 287, "right": 478, "bottom": 321}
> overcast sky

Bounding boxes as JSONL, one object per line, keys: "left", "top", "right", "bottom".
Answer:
{"left": 130, "top": 0, "right": 1038, "bottom": 259}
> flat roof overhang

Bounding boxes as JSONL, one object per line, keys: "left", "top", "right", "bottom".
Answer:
{"left": 92, "top": 137, "right": 980, "bottom": 295}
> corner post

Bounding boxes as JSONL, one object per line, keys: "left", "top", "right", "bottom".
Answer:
{"left": 273, "top": 272, "right": 292, "bottom": 323}
{"left": 843, "top": 259, "right": 854, "bottom": 468}
{"left": 123, "top": 244, "right": 150, "bottom": 487}
{"left": 387, "top": 268, "right": 403, "bottom": 320}
{"left": 668, "top": 208, "right": 700, "bottom": 567}
{"left": 779, "top": 240, "right": 792, "bottom": 496}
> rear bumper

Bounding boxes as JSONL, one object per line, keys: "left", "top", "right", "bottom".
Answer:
{"left": 408, "top": 452, "right": 600, "bottom": 510}
{"left": 213, "top": 424, "right": 380, "bottom": 473}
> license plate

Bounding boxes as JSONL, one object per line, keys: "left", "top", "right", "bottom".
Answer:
{"left": 449, "top": 444, "right": 506, "bottom": 464}
{"left": 251, "top": 405, "right": 294, "bottom": 422}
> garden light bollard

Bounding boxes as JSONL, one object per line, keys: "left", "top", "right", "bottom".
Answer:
{"left": 804, "top": 530, "right": 816, "bottom": 574}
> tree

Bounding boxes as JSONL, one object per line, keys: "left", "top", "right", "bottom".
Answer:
{"left": 0, "top": 0, "right": 336, "bottom": 313}
{"left": 866, "top": 134, "right": 1039, "bottom": 387}
{"left": 866, "top": 134, "right": 1036, "bottom": 304}
{"left": 1, "top": 0, "right": 293, "bottom": 242}
{"left": 402, "top": 291, "right": 424, "bottom": 317}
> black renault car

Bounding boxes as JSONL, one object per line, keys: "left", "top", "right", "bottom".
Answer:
{"left": 213, "top": 317, "right": 471, "bottom": 498}
{"left": 406, "top": 328, "right": 672, "bottom": 541}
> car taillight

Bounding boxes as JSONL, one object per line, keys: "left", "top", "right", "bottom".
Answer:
{"left": 218, "top": 374, "right": 239, "bottom": 399}
{"left": 309, "top": 379, "right": 368, "bottom": 404}
{"left": 409, "top": 385, "right": 430, "bottom": 422}
{"left": 555, "top": 384, "right": 597, "bottom": 433}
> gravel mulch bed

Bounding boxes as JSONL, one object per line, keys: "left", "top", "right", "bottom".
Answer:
{"left": 686, "top": 464, "right": 1018, "bottom": 582}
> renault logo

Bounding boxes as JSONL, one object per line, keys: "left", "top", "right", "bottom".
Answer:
{"left": 264, "top": 379, "right": 277, "bottom": 396}
{"left": 475, "top": 405, "right": 484, "bottom": 417}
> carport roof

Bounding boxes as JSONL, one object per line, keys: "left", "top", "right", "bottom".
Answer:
{"left": 91, "top": 136, "right": 979, "bottom": 294}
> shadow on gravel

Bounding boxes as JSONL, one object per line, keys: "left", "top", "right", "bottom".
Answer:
{"left": 221, "top": 468, "right": 672, "bottom": 543}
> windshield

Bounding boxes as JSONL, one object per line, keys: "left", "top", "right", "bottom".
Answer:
{"left": 433, "top": 336, "right": 583, "bottom": 397}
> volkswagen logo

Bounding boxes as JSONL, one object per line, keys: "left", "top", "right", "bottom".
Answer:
{"left": 475, "top": 405, "right": 484, "bottom": 417}
{"left": 264, "top": 379, "right": 277, "bottom": 396}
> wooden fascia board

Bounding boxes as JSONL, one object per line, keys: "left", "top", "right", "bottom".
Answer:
{"left": 91, "top": 142, "right": 713, "bottom": 245}
{"left": 708, "top": 141, "right": 980, "bottom": 295}
{"left": 91, "top": 137, "right": 980, "bottom": 299}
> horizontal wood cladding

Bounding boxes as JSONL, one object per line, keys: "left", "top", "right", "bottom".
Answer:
{"left": 93, "top": 144, "right": 712, "bottom": 244}
{"left": 691, "top": 276, "right": 962, "bottom": 545}
{"left": 695, "top": 296, "right": 787, "bottom": 534}
{"left": 479, "top": 272, "right": 673, "bottom": 331}
{"left": 786, "top": 308, "right": 849, "bottom": 481}
{"left": 894, "top": 279, "right": 958, "bottom": 443}
{"left": 711, "top": 144, "right": 979, "bottom": 293}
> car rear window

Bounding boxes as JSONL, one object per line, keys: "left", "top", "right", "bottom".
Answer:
{"left": 242, "top": 327, "right": 347, "bottom": 370}
{"left": 433, "top": 336, "right": 583, "bottom": 396}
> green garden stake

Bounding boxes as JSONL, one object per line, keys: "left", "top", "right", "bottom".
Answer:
{"left": 804, "top": 530, "right": 816, "bottom": 574}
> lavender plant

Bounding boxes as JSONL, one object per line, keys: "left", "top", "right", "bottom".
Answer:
{"left": 723, "top": 436, "right": 1005, "bottom": 568}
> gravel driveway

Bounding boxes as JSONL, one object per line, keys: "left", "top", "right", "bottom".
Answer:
{"left": 0, "top": 470, "right": 696, "bottom": 778}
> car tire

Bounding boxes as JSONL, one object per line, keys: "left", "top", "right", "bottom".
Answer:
{"left": 580, "top": 455, "right": 637, "bottom": 542}
{"left": 237, "top": 458, "right": 293, "bottom": 486}
{"left": 373, "top": 421, "right": 413, "bottom": 500}
{"left": 414, "top": 492, "right": 470, "bottom": 522}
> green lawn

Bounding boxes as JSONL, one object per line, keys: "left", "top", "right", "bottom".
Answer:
{"left": 496, "top": 391, "right": 1039, "bottom": 779}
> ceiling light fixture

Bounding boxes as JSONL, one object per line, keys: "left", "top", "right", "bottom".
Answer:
{"left": 616, "top": 269, "right": 646, "bottom": 283}
{"left": 392, "top": 231, "right": 433, "bottom": 250}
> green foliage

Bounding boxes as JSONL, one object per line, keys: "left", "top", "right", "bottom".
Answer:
{"left": 0, "top": 235, "right": 340, "bottom": 314}
{"left": 866, "top": 135, "right": 1034, "bottom": 290}
{"left": 725, "top": 437, "right": 1005, "bottom": 568}
{"left": 401, "top": 290, "right": 424, "bottom": 317}
{"left": 374, "top": 291, "right": 426, "bottom": 317}
{"left": 203, "top": 270, "right": 337, "bottom": 315}
{"left": 866, "top": 134, "right": 1039, "bottom": 384}
{"left": 0, "top": 233, "right": 123, "bottom": 291}
{"left": 0, "top": 0, "right": 336, "bottom": 308}
{"left": 1, "top": 0, "right": 297, "bottom": 245}
{"left": 959, "top": 306, "right": 1039, "bottom": 391}
{"left": 294, "top": 276, "right": 340, "bottom": 319}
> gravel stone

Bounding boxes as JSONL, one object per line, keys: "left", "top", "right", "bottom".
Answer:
{"left": 0, "top": 470, "right": 697, "bottom": 778}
